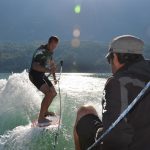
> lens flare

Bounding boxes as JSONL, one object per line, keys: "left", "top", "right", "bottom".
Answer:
{"left": 73, "top": 61, "right": 77, "bottom": 66}
{"left": 74, "top": 5, "right": 81, "bottom": 14}
{"left": 73, "top": 28, "right": 80, "bottom": 38}
{"left": 71, "top": 38, "right": 80, "bottom": 48}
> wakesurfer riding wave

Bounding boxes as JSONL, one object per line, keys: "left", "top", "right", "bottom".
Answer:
{"left": 29, "top": 36, "right": 59, "bottom": 127}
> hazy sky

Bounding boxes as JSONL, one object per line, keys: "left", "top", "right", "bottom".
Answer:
{"left": 0, "top": 0, "right": 150, "bottom": 42}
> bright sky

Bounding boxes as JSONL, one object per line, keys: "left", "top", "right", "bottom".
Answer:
{"left": 0, "top": 0, "right": 150, "bottom": 42}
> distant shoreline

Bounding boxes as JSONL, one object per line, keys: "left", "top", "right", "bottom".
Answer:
{"left": 0, "top": 41, "right": 149, "bottom": 73}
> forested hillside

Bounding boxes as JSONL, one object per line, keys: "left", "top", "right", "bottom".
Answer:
{"left": 0, "top": 42, "right": 149, "bottom": 73}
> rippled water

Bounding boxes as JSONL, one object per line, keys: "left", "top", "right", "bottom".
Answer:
{"left": 0, "top": 71, "right": 107, "bottom": 150}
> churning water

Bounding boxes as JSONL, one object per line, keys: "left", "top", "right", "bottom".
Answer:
{"left": 0, "top": 71, "right": 107, "bottom": 150}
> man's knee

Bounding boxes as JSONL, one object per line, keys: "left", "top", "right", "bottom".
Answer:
{"left": 50, "top": 86, "right": 57, "bottom": 97}
{"left": 52, "top": 91, "right": 57, "bottom": 97}
{"left": 74, "top": 106, "right": 102, "bottom": 150}
{"left": 76, "top": 105, "right": 98, "bottom": 123}
{"left": 77, "top": 105, "right": 98, "bottom": 117}
{"left": 46, "top": 86, "right": 57, "bottom": 98}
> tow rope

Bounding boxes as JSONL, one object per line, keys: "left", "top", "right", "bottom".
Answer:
{"left": 47, "top": 60, "right": 63, "bottom": 150}
{"left": 53, "top": 60, "right": 63, "bottom": 150}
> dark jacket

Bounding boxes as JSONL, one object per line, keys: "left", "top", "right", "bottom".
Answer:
{"left": 102, "top": 60, "right": 150, "bottom": 150}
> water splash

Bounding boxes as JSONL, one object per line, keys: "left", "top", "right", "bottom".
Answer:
{"left": 0, "top": 71, "right": 40, "bottom": 135}
{"left": 0, "top": 124, "right": 59, "bottom": 150}
{"left": 0, "top": 72, "right": 106, "bottom": 150}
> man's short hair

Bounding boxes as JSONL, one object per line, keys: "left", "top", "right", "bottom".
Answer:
{"left": 107, "top": 52, "right": 144, "bottom": 65}
{"left": 48, "top": 36, "right": 59, "bottom": 44}
{"left": 116, "top": 53, "right": 144, "bottom": 64}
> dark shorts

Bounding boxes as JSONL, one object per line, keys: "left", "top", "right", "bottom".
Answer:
{"left": 29, "top": 72, "right": 53, "bottom": 90}
{"left": 76, "top": 114, "right": 103, "bottom": 150}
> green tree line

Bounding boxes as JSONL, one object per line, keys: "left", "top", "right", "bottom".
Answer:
{"left": 0, "top": 42, "right": 149, "bottom": 73}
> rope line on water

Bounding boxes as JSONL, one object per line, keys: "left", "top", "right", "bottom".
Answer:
{"left": 50, "top": 61, "right": 63, "bottom": 150}
{"left": 53, "top": 80, "right": 62, "bottom": 149}
{"left": 87, "top": 81, "right": 150, "bottom": 150}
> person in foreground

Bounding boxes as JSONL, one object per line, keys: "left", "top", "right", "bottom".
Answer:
{"left": 29, "top": 36, "right": 59, "bottom": 126}
{"left": 74, "top": 35, "right": 150, "bottom": 150}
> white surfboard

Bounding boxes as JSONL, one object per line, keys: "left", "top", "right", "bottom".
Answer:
{"left": 31, "top": 115, "right": 60, "bottom": 128}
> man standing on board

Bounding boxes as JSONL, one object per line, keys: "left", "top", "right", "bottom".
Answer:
{"left": 29, "top": 36, "right": 59, "bottom": 126}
